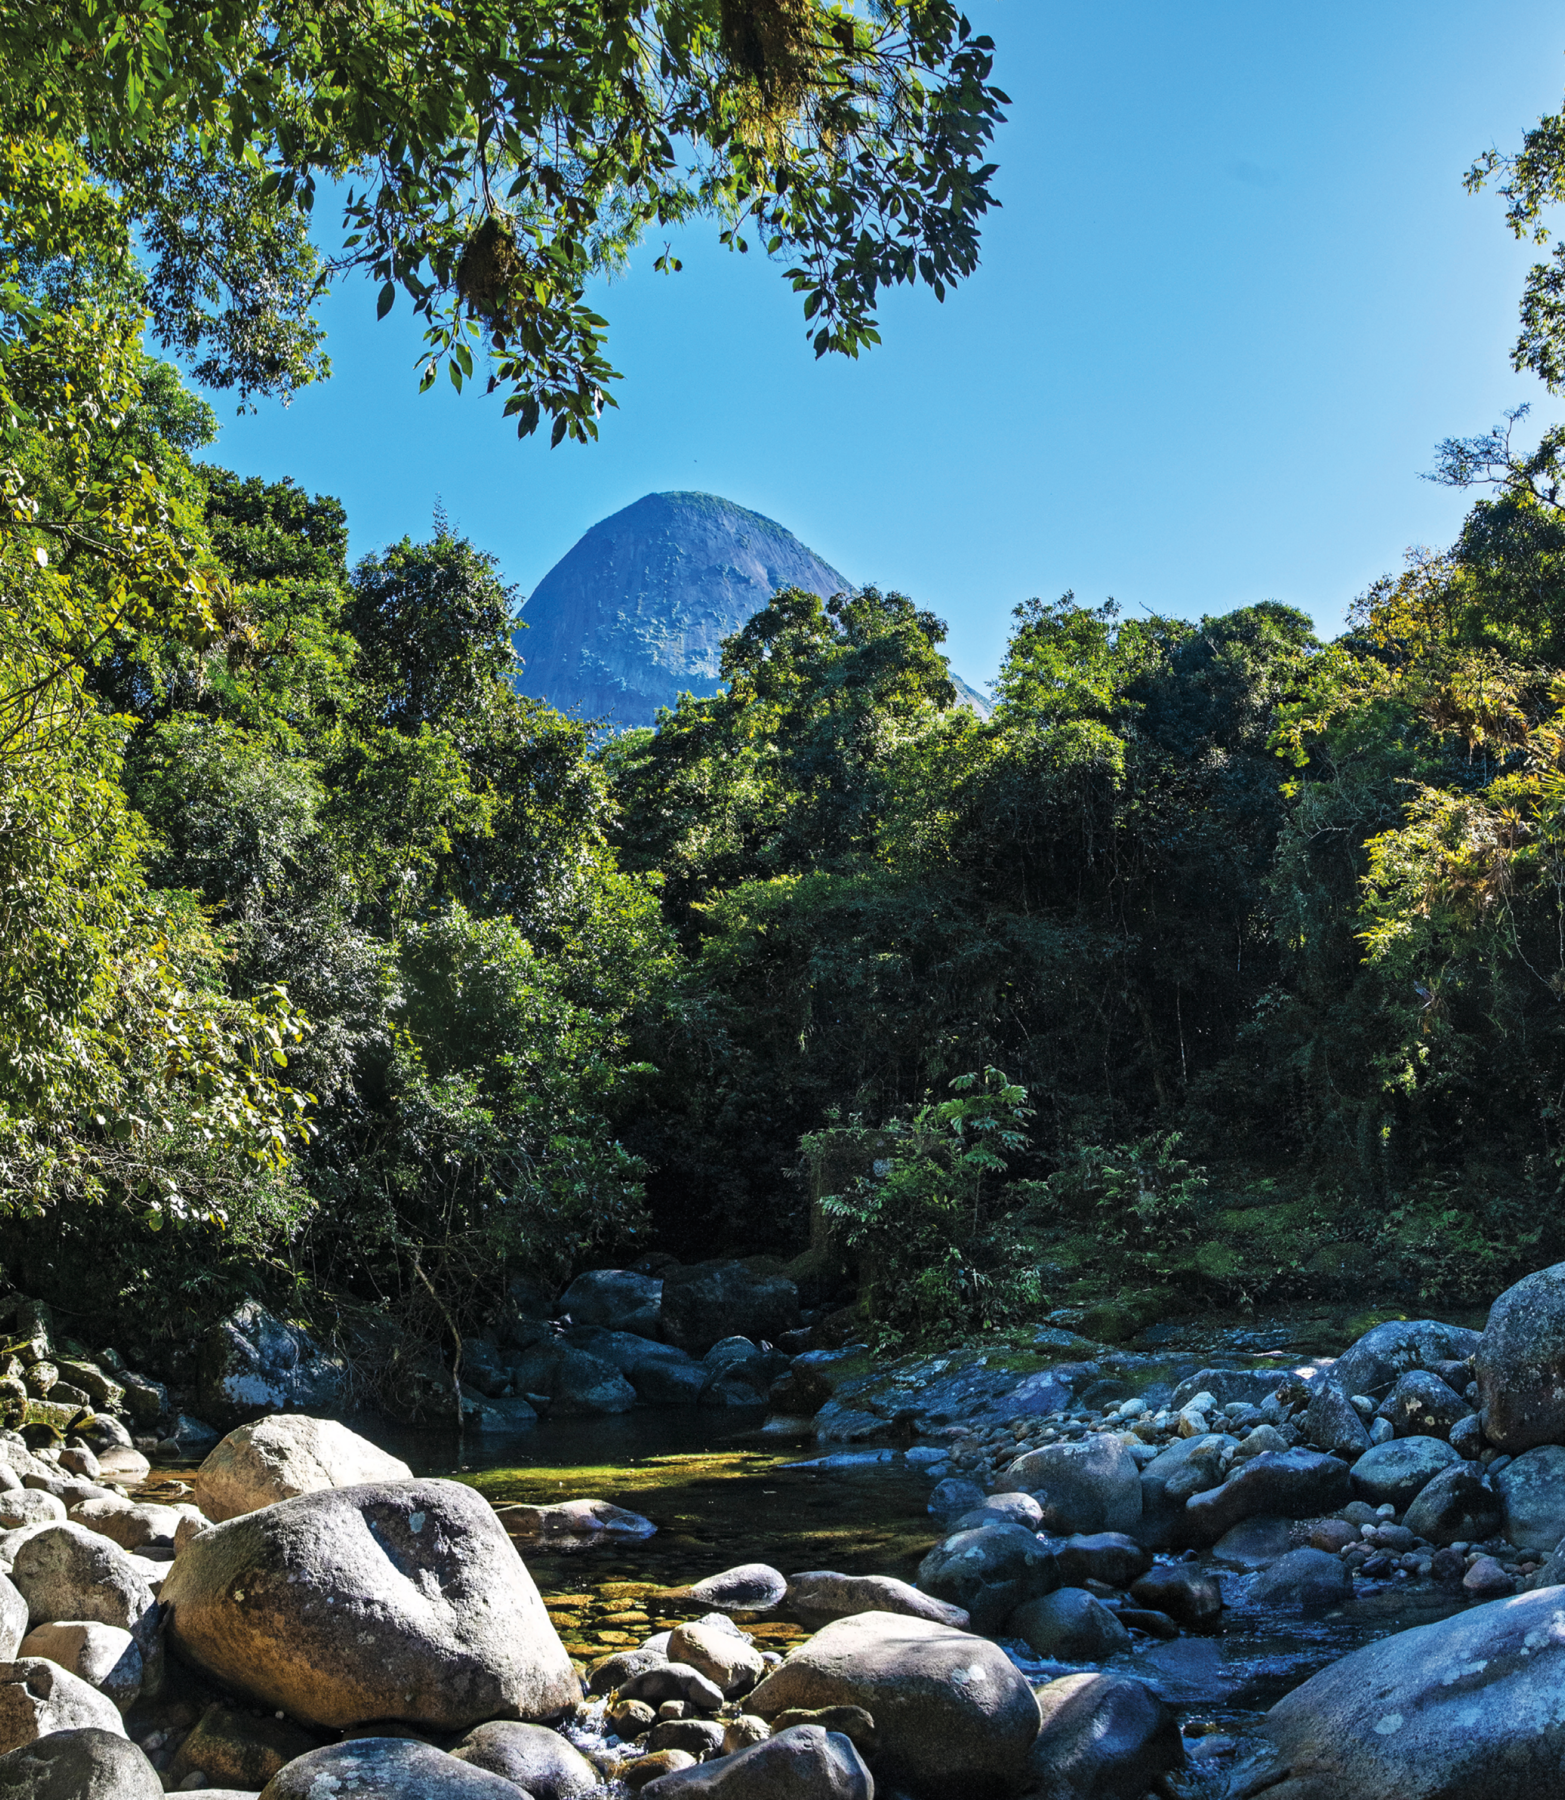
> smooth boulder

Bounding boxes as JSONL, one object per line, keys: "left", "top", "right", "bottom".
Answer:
{"left": 17, "top": 1624, "right": 139, "bottom": 1711}
{"left": 1007, "top": 1587, "right": 1130, "bottom": 1661}
{"left": 667, "top": 1620, "right": 765, "bottom": 1697}
{"left": 660, "top": 1262, "right": 802, "bottom": 1357}
{"left": 1475, "top": 1262, "right": 1565, "bottom": 1452}
{"left": 1333, "top": 1319, "right": 1480, "bottom": 1401}
{"left": 1245, "top": 1548, "right": 1352, "bottom": 1613}
{"left": 916, "top": 1524, "right": 1058, "bottom": 1634}
{"left": 1495, "top": 1445, "right": 1565, "bottom": 1552}
{"left": 160, "top": 1477, "right": 577, "bottom": 1730}
{"left": 787, "top": 1570, "right": 968, "bottom": 1630}
{"left": 8, "top": 1527, "right": 153, "bottom": 1632}
{"left": 558, "top": 1268, "right": 663, "bottom": 1335}
{"left": 640, "top": 1724, "right": 873, "bottom": 1799}
{"left": 1184, "top": 1451, "right": 1351, "bottom": 1542}
{"left": 748, "top": 1610, "right": 1039, "bottom": 1798}
{"left": 0, "top": 1728, "right": 160, "bottom": 1800}
{"left": 1026, "top": 1672, "right": 1185, "bottom": 1800}
{"left": 1006, "top": 1436, "right": 1141, "bottom": 1535}
{"left": 196, "top": 1415, "right": 412, "bottom": 1522}
{"left": 1403, "top": 1463, "right": 1502, "bottom": 1546}
{"left": 449, "top": 1720, "right": 599, "bottom": 1798}
{"left": 1302, "top": 1378, "right": 1371, "bottom": 1461}
{"left": 258, "top": 1738, "right": 524, "bottom": 1797}
{"left": 1377, "top": 1370, "right": 1471, "bottom": 1441}
{"left": 0, "top": 1659, "right": 124, "bottom": 1753}
{"left": 1349, "top": 1436, "right": 1460, "bottom": 1510}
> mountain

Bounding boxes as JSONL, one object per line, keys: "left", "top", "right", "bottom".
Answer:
{"left": 515, "top": 490, "right": 989, "bottom": 727}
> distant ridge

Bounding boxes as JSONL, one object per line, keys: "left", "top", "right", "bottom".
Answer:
{"left": 516, "top": 490, "right": 990, "bottom": 727}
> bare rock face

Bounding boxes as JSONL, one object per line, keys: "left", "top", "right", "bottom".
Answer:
{"left": 196, "top": 1302, "right": 347, "bottom": 1427}
{"left": 160, "top": 1478, "right": 578, "bottom": 1730}
{"left": 195, "top": 1415, "right": 412, "bottom": 1522}
{"left": 1476, "top": 1263, "right": 1565, "bottom": 1451}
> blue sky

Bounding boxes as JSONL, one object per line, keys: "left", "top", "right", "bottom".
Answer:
{"left": 204, "top": 2, "right": 1565, "bottom": 692}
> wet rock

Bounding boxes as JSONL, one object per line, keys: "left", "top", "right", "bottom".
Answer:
{"left": 1006, "top": 1436, "right": 1141, "bottom": 1535}
{"left": 0, "top": 1658, "right": 123, "bottom": 1752}
{"left": 1225, "top": 1583, "right": 1565, "bottom": 1800}
{"left": 9, "top": 1526, "right": 153, "bottom": 1631}
{"left": 1449, "top": 1413, "right": 1484, "bottom": 1460}
{"left": 625, "top": 1749, "right": 699, "bottom": 1789}
{"left": 559, "top": 1269, "right": 663, "bottom": 1336}
{"left": 1333, "top": 1318, "right": 1482, "bottom": 1402}
{"left": 1401, "top": 1463, "right": 1502, "bottom": 1546}
{"left": 0, "top": 1727, "right": 159, "bottom": 1799}
{"left": 195, "top": 1416, "right": 412, "bottom": 1522}
{"left": 1246, "top": 1547, "right": 1352, "bottom": 1612}
{"left": 668, "top": 1621, "right": 765, "bottom": 1697}
{"left": 1129, "top": 1565, "right": 1223, "bottom": 1628}
{"left": 616, "top": 1664, "right": 726, "bottom": 1713}
{"left": 259, "top": 1737, "right": 522, "bottom": 1797}
{"left": 639, "top": 1723, "right": 873, "bottom": 1799}
{"left": 161, "top": 1477, "right": 577, "bottom": 1730}
{"left": 1302, "top": 1378, "right": 1370, "bottom": 1461}
{"left": 570, "top": 1332, "right": 706, "bottom": 1406}
{"left": 17, "top": 1624, "right": 139, "bottom": 1711}
{"left": 1494, "top": 1444, "right": 1565, "bottom": 1551}
{"left": 1475, "top": 1261, "right": 1565, "bottom": 1452}
{"left": 195, "top": 1302, "right": 345, "bottom": 1426}
{"left": 786, "top": 1571, "right": 968, "bottom": 1630}
{"left": 1184, "top": 1450, "right": 1351, "bottom": 1543}
{"left": 506, "top": 1497, "right": 656, "bottom": 1543}
{"left": 1349, "top": 1436, "right": 1461, "bottom": 1510}
{"left": 1376, "top": 1369, "right": 1471, "bottom": 1440}
{"left": 927, "top": 1479, "right": 986, "bottom": 1521}
{"left": 748, "top": 1611, "right": 1040, "bottom": 1798}
{"left": 164, "top": 1701, "right": 320, "bottom": 1790}
{"left": 1054, "top": 1531, "right": 1153, "bottom": 1588}
{"left": 506, "top": 1342, "right": 637, "bottom": 1416}
{"left": 1007, "top": 1587, "right": 1131, "bottom": 1661}
{"left": 660, "top": 1262, "right": 802, "bottom": 1357}
{"left": 671, "top": 1564, "right": 787, "bottom": 1614}
{"left": 448, "top": 1721, "right": 601, "bottom": 1798}
{"left": 916, "top": 1523, "right": 1059, "bottom": 1634}
{"left": 589, "top": 1646, "right": 668, "bottom": 1695}
{"left": 1211, "top": 1515, "right": 1300, "bottom": 1571}
{"left": 1024, "top": 1672, "right": 1185, "bottom": 1800}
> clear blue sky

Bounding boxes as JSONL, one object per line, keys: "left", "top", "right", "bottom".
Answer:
{"left": 203, "top": 1, "right": 1565, "bottom": 692}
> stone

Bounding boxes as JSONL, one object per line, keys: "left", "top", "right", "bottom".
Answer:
{"left": 1462, "top": 1556, "right": 1515, "bottom": 1598}
{"left": 68, "top": 1500, "right": 176, "bottom": 1554}
{"left": 1184, "top": 1450, "right": 1352, "bottom": 1543}
{"left": 558, "top": 1268, "right": 663, "bottom": 1335}
{"left": 195, "top": 1416, "right": 413, "bottom": 1522}
{"left": 568, "top": 1331, "right": 706, "bottom": 1405}
{"left": 160, "top": 1477, "right": 577, "bottom": 1730}
{"left": 673, "top": 1564, "right": 787, "bottom": 1614}
{"left": 748, "top": 1612, "right": 1039, "bottom": 1799}
{"left": 953, "top": 1491, "right": 1044, "bottom": 1531}
{"left": 0, "top": 1500, "right": 57, "bottom": 1539}
{"left": 927, "top": 1478, "right": 986, "bottom": 1521}
{"left": 258, "top": 1738, "right": 524, "bottom": 1797}
{"left": 1224, "top": 1584, "right": 1565, "bottom": 1800}
{"left": 9, "top": 1525, "right": 153, "bottom": 1631}
{"left": 1053, "top": 1530, "right": 1153, "bottom": 1588}
{"left": 449, "top": 1721, "right": 600, "bottom": 1798}
{"left": 1006, "top": 1587, "right": 1130, "bottom": 1661}
{"left": 158, "top": 1416, "right": 219, "bottom": 1459}
{"left": 51, "top": 1364, "right": 121, "bottom": 1415}
{"left": 1475, "top": 1262, "right": 1565, "bottom": 1452}
{"left": 17, "top": 1624, "right": 139, "bottom": 1711}
{"left": 786, "top": 1571, "right": 968, "bottom": 1630}
{"left": 0, "top": 1584, "right": 25, "bottom": 1666}
{"left": 648, "top": 1717, "right": 725, "bottom": 1757}
{"left": 588, "top": 1646, "right": 668, "bottom": 1696}
{"left": 1449, "top": 1414, "right": 1484, "bottom": 1460}
{"left": 616, "top": 1664, "right": 726, "bottom": 1713}
{"left": 1302, "top": 1378, "right": 1370, "bottom": 1461}
{"left": 1333, "top": 1318, "right": 1482, "bottom": 1402}
{"left": 1349, "top": 1436, "right": 1461, "bottom": 1510}
{"left": 660, "top": 1262, "right": 802, "bottom": 1357}
{"left": 612, "top": 1697, "right": 658, "bottom": 1735}
{"left": 1139, "top": 1436, "right": 1237, "bottom": 1542}
{"left": 639, "top": 1724, "right": 873, "bottom": 1798}
{"left": 767, "top": 1708, "right": 876, "bottom": 1757}
{"left": 165, "top": 1702, "right": 320, "bottom": 1791}
{"left": 1377, "top": 1369, "right": 1471, "bottom": 1440}
{"left": 916, "top": 1523, "right": 1059, "bottom": 1634}
{"left": 0, "top": 1659, "right": 124, "bottom": 1752}
{"left": 668, "top": 1621, "right": 765, "bottom": 1696}
{"left": 506, "top": 1498, "right": 657, "bottom": 1543}
{"left": 1129, "top": 1565, "right": 1223, "bottom": 1628}
{"left": 0, "top": 1728, "right": 160, "bottom": 1799}
{"left": 1172, "top": 1370, "right": 1286, "bottom": 1411}
{"left": 506, "top": 1343, "right": 637, "bottom": 1416}
{"left": 1495, "top": 1444, "right": 1565, "bottom": 1551}
{"left": 1006, "top": 1436, "right": 1141, "bottom": 1535}
{"left": 624, "top": 1750, "right": 698, "bottom": 1789}
{"left": 721, "top": 1715, "right": 772, "bottom": 1752}
{"left": 1025, "top": 1672, "right": 1185, "bottom": 1800}
{"left": 1401, "top": 1463, "right": 1502, "bottom": 1546}
{"left": 1245, "top": 1547, "right": 1352, "bottom": 1612}
{"left": 1309, "top": 1519, "right": 1359, "bottom": 1553}
{"left": 195, "top": 1302, "right": 346, "bottom": 1426}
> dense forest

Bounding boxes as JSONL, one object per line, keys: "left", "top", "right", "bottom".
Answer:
{"left": 10, "top": 0, "right": 1565, "bottom": 1364}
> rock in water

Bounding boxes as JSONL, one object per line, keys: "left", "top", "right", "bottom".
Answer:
{"left": 1225, "top": 1587, "right": 1565, "bottom": 1799}
{"left": 1005, "top": 1436, "right": 1142, "bottom": 1534}
{"left": 448, "top": 1721, "right": 600, "bottom": 1799}
{"left": 1477, "top": 1262, "right": 1565, "bottom": 1451}
{"left": 1027, "top": 1673, "right": 1185, "bottom": 1800}
{"left": 748, "top": 1610, "right": 1039, "bottom": 1798}
{"left": 160, "top": 1478, "right": 578, "bottom": 1730}
{"left": 668, "top": 1564, "right": 788, "bottom": 1614}
{"left": 786, "top": 1571, "right": 969, "bottom": 1630}
{"left": 1495, "top": 1445, "right": 1565, "bottom": 1551}
{"left": 1184, "top": 1450, "right": 1351, "bottom": 1542}
{"left": 0, "top": 1727, "right": 160, "bottom": 1799}
{"left": 1006, "top": 1588, "right": 1130, "bottom": 1661}
{"left": 259, "top": 1739, "right": 524, "bottom": 1797}
{"left": 196, "top": 1415, "right": 412, "bottom": 1522}
{"left": 917, "top": 1524, "right": 1059, "bottom": 1635}
{"left": 638, "top": 1723, "right": 874, "bottom": 1798}
{"left": 557, "top": 1269, "right": 663, "bottom": 1335}
{"left": 1245, "top": 1548, "right": 1352, "bottom": 1613}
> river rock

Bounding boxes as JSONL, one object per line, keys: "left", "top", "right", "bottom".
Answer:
{"left": 1377, "top": 1370, "right": 1471, "bottom": 1440}
{"left": 916, "top": 1523, "right": 1059, "bottom": 1634}
{"left": 17, "top": 1624, "right": 139, "bottom": 1711}
{"left": 567, "top": 1331, "right": 706, "bottom": 1405}
{"left": 1139, "top": 1435, "right": 1237, "bottom": 1542}
{"left": 672, "top": 1564, "right": 787, "bottom": 1613}
{"left": 0, "top": 1728, "right": 159, "bottom": 1799}
{"left": 195, "top": 1302, "right": 346, "bottom": 1425}
{"left": 1225, "top": 1583, "right": 1565, "bottom": 1799}
{"left": 506, "top": 1343, "right": 637, "bottom": 1415}
{"left": 160, "top": 1477, "right": 577, "bottom": 1730}
{"left": 786, "top": 1570, "right": 968, "bottom": 1629}
{"left": 1333, "top": 1318, "right": 1482, "bottom": 1402}
{"left": 1349, "top": 1436, "right": 1461, "bottom": 1510}
{"left": 0, "top": 1583, "right": 24, "bottom": 1665}
{"left": 8, "top": 1526, "right": 153, "bottom": 1631}
{"left": 449, "top": 1720, "right": 599, "bottom": 1798}
{"left": 768, "top": 1707, "right": 876, "bottom": 1756}
{"left": 0, "top": 1500, "right": 58, "bottom": 1538}
{"left": 558, "top": 1269, "right": 663, "bottom": 1336}
{"left": 1494, "top": 1444, "right": 1565, "bottom": 1551}
{"left": 258, "top": 1738, "right": 523, "bottom": 1797}
{"left": 588, "top": 1645, "right": 668, "bottom": 1695}
{"left": 1007, "top": 1587, "right": 1130, "bottom": 1661}
{"left": 660, "top": 1262, "right": 802, "bottom": 1357}
{"left": 1245, "top": 1547, "right": 1351, "bottom": 1612}
{"left": 1184, "top": 1450, "right": 1351, "bottom": 1542}
{"left": 68, "top": 1500, "right": 178, "bottom": 1554}
{"left": 927, "top": 1478, "right": 987, "bottom": 1520}
{"left": 1053, "top": 1530, "right": 1153, "bottom": 1588}
{"left": 1402, "top": 1463, "right": 1502, "bottom": 1546}
{"left": 1212, "top": 1516, "right": 1299, "bottom": 1571}
{"left": 956, "top": 1491, "right": 1045, "bottom": 1531}
{"left": 616, "top": 1663, "right": 726, "bottom": 1712}
{"left": 1130, "top": 1565, "right": 1223, "bottom": 1628}
{"left": 748, "top": 1612, "right": 1039, "bottom": 1798}
{"left": 1475, "top": 1261, "right": 1565, "bottom": 1452}
{"left": 1025, "top": 1672, "right": 1185, "bottom": 1800}
{"left": 668, "top": 1620, "right": 765, "bottom": 1696}
{"left": 195, "top": 1415, "right": 412, "bottom": 1521}
{"left": 506, "top": 1498, "right": 656, "bottom": 1543}
{"left": 0, "top": 1659, "right": 124, "bottom": 1752}
{"left": 1302, "top": 1378, "right": 1370, "bottom": 1461}
{"left": 1173, "top": 1370, "right": 1287, "bottom": 1411}
{"left": 1007, "top": 1436, "right": 1141, "bottom": 1534}
{"left": 640, "top": 1723, "right": 873, "bottom": 1799}
{"left": 165, "top": 1701, "right": 320, "bottom": 1790}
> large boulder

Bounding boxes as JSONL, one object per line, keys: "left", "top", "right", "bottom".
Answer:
{"left": 259, "top": 1738, "right": 524, "bottom": 1797}
{"left": 639, "top": 1724, "right": 873, "bottom": 1799}
{"left": 160, "top": 1478, "right": 578, "bottom": 1730}
{"left": 0, "top": 1728, "right": 160, "bottom": 1799}
{"left": 1402, "top": 1463, "right": 1502, "bottom": 1546}
{"left": 1138, "top": 1434, "right": 1237, "bottom": 1543}
{"left": 558, "top": 1269, "right": 662, "bottom": 1337}
{"left": 916, "top": 1524, "right": 1059, "bottom": 1634}
{"left": 786, "top": 1570, "right": 969, "bottom": 1630}
{"left": 1245, "top": 1548, "right": 1352, "bottom": 1613}
{"left": 1349, "top": 1437, "right": 1461, "bottom": 1510}
{"left": 0, "top": 1659, "right": 124, "bottom": 1753}
{"left": 195, "top": 1416, "right": 412, "bottom": 1522}
{"left": 449, "top": 1721, "right": 599, "bottom": 1798}
{"left": 1495, "top": 1444, "right": 1565, "bottom": 1551}
{"left": 1301, "top": 1378, "right": 1370, "bottom": 1461}
{"left": 1377, "top": 1370, "right": 1471, "bottom": 1441}
{"left": 505, "top": 1343, "right": 637, "bottom": 1416}
{"left": 748, "top": 1611, "right": 1039, "bottom": 1798}
{"left": 1007, "top": 1588, "right": 1130, "bottom": 1661}
{"left": 660, "top": 1262, "right": 802, "bottom": 1357}
{"left": 164, "top": 1702, "right": 320, "bottom": 1791}
{"left": 195, "top": 1302, "right": 346, "bottom": 1426}
{"left": 18, "top": 1623, "right": 140, "bottom": 1712}
{"left": 667, "top": 1621, "right": 765, "bottom": 1697}
{"left": 1005, "top": 1436, "right": 1141, "bottom": 1535}
{"left": 566, "top": 1331, "right": 706, "bottom": 1405}
{"left": 8, "top": 1527, "right": 154, "bottom": 1632}
{"left": 1476, "top": 1263, "right": 1565, "bottom": 1452}
{"left": 1333, "top": 1319, "right": 1481, "bottom": 1402}
{"left": 1183, "top": 1451, "right": 1351, "bottom": 1544}
{"left": 1024, "top": 1672, "right": 1185, "bottom": 1800}
{"left": 1225, "top": 1585, "right": 1565, "bottom": 1799}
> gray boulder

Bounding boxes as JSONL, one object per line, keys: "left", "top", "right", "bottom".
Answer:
{"left": 0, "top": 1583, "right": 24, "bottom": 1665}
{"left": 558, "top": 1269, "right": 662, "bottom": 1336}
{"left": 1302, "top": 1378, "right": 1370, "bottom": 1461}
{"left": 748, "top": 1611, "right": 1040, "bottom": 1798}
{"left": 1377, "top": 1370, "right": 1471, "bottom": 1441}
{"left": 1129, "top": 1565, "right": 1223, "bottom": 1628}
{"left": 639, "top": 1723, "right": 873, "bottom": 1799}
{"left": 449, "top": 1720, "right": 599, "bottom": 1798}
{"left": 1172, "top": 1370, "right": 1287, "bottom": 1411}
{"left": 1139, "top": 1435, "right": 1237, "bottom": 1543}
{"left": 1476, "top": 1262, "right": 1565, "bottom": 1452}
{"left": 1006, "top": 1587, "right": 1130, "bottom": 1661}
{"left": 17, "top": 1624, "right": 140, "bottom": 1712}
{"left": 667, "top": 1620, "right": 765, "bottom": 1697}
{"left": 673, "top": 1564, "right": 788, "bottom": 1614}
{"left": 1495, "top": 1444, "right": 1565, "bottom": 1551}
{"left": 1026, "top": 1672, "right": 1185, "bottom": 1800}
{"left": 0, "top": 1660, "right": 124, "bottom": 1753}
{"left": 1333, "top": 1319, "right": 1481, "bottom": 1402}
{"left": 160, "top": 1477, "right": 578, "bottom": 1730}
{"left": 164, "top": 1701, "right": 320, "bottom": 1791}
{"left": 0, "top": 1728, "right": 159, "bottom": 1799}
{"left": 195, "top": 1302, "right": 346, "bottom": 1426}
{"left": 1225, "top": 1584, "right": 1565, "bottom": 1799}
{"left": 1184, "top": 1451, "right": 1351, "bottom": 1543}
{"left": 786, "top": 1571, "right": 968, "bottom": 1630}
{"left": 566, "top": 1331, "right": 705, "bottom": 1405}
{"left": 258, "top": 1739, "right": 523, "bottom": 1797}
{"left": 1403, "top": 1463, "right": 1502, "bottom": 1546}
{"left": 700, "top": 1338, "right": 771, "bottom": 1408}
{"left": 615, "top": 1663, "right": 726, "bottom": 1712}
{"left": 916, "top": 1524, "right": 1059, "bottom": 1634}
{"left": 8, "top": 1527, "right": 153, "bottom": 1632}
{"left": 1245, "top": 1548, "right": 1352, "bottom": 1613}
{"left": 660, "top": 1261, "right": 802, "bottom": 1356}
{"left": 1052, "top": 1532, "right": 1153, "bottom": 1589}
{"left": 504, "top": 1497, "right": 656, "bottom": 1545}
{"left": 1006, "top": 1436, "right": 1141, "bottom": 1535}
{"left": 927, "top": 1478, "right": 987, "bottom": 1521}
{"left": 1349, "top": 1436, "right": 1461, "bottom": 1510}
{"left": 506, "top": 1342, "right": 637, "bottom": 1415}
{"left": 195, "top": 1415, "right": 412, "bottom": 1522}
